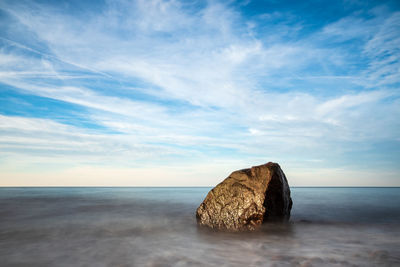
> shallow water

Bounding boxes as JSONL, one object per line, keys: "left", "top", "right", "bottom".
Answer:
{"left": 0, "top": 187, "right": 399, "bottom": 266}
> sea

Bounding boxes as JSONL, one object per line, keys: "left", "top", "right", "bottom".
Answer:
{"left": 0, "top": 187, "right": 399, "bottom": 266}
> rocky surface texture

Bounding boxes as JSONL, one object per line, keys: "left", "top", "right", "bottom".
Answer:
{"left": 196, "top": 162, "right": 292, "bottom": 231}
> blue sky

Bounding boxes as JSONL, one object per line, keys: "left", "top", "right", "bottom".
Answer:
{"left": 0, "top": 0, "right": 399, "bottom": 186}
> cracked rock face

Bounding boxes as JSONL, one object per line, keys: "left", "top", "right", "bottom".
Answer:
{"left": 196, "top": 162, "right": 292, "bottom": 231}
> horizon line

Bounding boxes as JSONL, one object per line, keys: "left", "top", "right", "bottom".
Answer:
{"left": 1, "top": 186, "right": 399, "bottom": 188}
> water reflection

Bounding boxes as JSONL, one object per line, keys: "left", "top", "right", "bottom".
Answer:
{"left": 0, "top": 187, "right": 399, "bottom": 266}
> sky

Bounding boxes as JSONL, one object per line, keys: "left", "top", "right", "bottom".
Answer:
{"left": 0, "top": 0, "right": 399, "bottom": 186}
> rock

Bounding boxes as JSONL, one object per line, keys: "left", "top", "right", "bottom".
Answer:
{"left": 196, "top": 162, "right": 292, "bottom": 231}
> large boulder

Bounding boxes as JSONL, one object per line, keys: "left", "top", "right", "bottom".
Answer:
{"left": 196, "top": 162, "right": 292, "bottom": 231}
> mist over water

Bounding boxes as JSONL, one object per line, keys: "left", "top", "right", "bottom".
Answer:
{"left": 1, "top": 187, "right": 399, "bottom": 266}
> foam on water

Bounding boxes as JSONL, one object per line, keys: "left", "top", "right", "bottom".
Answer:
{"left": 1, "top": 187, "right": 399, "bottom": 266}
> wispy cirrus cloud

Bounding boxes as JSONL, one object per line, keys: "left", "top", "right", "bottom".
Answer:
{"left": 0, "top": 0, "right": 399, "bottom": 186}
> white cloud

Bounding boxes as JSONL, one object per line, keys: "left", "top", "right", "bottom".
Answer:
{"left": 0, "top": 0, "right": 399, "bottom": 185}
{"left": 363, "top": 12, "right": 400, "bottom": 87}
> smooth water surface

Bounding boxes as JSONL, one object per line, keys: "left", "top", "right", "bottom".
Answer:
{"left": 1, "top": 187, "right": 399, "bottom": 266}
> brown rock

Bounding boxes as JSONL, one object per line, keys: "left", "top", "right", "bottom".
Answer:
{"left": 196, "top": 162, "right": 292, "bottom": 231}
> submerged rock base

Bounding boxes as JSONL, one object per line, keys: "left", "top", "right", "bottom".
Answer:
{"left": 196, "top": 162, "right": 292, "bottom": 231}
